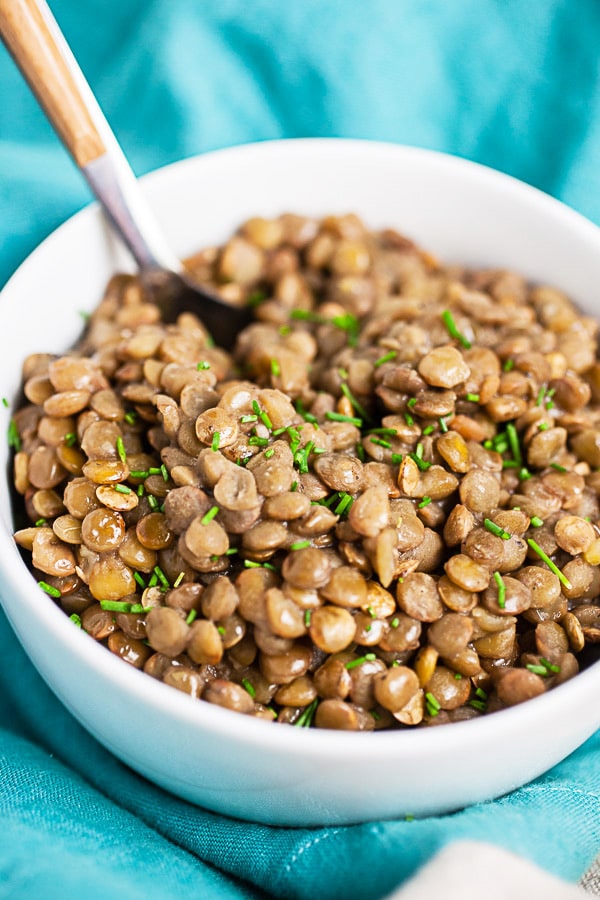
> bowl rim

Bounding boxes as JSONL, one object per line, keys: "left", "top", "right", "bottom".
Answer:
{"left": 1, "top": 137, "right": 599, "bottom": 761}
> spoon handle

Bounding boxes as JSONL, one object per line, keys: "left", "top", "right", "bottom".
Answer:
{"left": 0, "top": 0, "right": 181, "bottom": 271}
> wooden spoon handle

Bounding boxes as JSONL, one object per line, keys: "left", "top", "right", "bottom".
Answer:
{"left": 0, "top": 0, "right": 106, "bottom": 166}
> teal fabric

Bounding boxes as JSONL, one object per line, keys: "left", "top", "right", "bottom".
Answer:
{"left": 1, "top": 1, "right": 599, "bottom": 896}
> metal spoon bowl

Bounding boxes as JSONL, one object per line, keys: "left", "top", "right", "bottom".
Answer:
{"left": 0, "top": 0, "right": 252, "bottom": 349}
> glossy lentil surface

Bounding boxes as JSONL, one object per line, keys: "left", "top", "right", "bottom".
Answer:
{"left": 11, "top": 213, "right": 600, "bottom": 730}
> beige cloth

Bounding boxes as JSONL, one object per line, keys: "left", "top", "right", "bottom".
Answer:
{"left": 388, "top": 841, "right": 593, "bottom": 899}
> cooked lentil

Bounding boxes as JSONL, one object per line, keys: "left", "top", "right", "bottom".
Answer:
{"left": 10, "top": 213, "right": 600, "bottom": 730}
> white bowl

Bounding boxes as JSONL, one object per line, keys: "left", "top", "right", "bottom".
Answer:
{"left": 1, "top": 139, "right": 599, "bottom": 826}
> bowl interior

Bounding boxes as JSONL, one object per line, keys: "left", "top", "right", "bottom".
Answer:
{"left": 0, "top": 139, "right": 599, "bottom": 825}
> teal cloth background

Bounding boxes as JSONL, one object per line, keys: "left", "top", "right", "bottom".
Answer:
{"left": 1, "top": 1, "right": 600, "bottom": 896}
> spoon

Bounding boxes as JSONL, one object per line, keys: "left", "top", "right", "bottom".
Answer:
{"left": 0, "top": 0, "right": 253, "bottom": 349}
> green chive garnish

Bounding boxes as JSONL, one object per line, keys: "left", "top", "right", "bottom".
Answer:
{"left": 153, "top": 566, "right": 170, "bottom": 590}
{"left": 38, "top": 581, "right": 61, "bottom": 598}
{"left": 1, "top": 397, "right": 8, "bottom": 408}
{"left": 264, "top": 448, "right": 274, "bottom": 459}
{"left": 484, "top": 518, "right": 511, "bottom": 540}
{"left": 407, "top": 397, "right": 417, "bottom": 409}
{"left": 124, "top": 410, "right": 137, "bottom": 425}
{"left": 270, "top": 359, "right": 281, "bottom": 376}
{"left": 494, "top": 571, "right": 506, "bottom": 609}
{"left": 425, "top": 692, "right": 441, "bottom": 716}
{"left": 538, "top": 422, "right": 549, "bottom": 431}
{"left": 304, "top": 609, "right": 312, "bottom": 627}
{"left": 391, "top": 453, "right": 403, "bottom": 465}
{"left": 133, "top": 571, "right": 146, "bottom": 589}
{"left": 503, "top": 359, "right": 515, "bottom": 372}
{"left": 8, "top": 418, "right": 21, "bottom": 451}
{"left": 211, "top": 431, "right": 221, "bottom": 452}
{"left": 334, "top": 493, "right": 354, "bottom": 516}
{"left": 530, "top": 516, "right": 544, "bottom": 528}
{"left": 404, "top": 413, "right": 414, "bottom": 426}
{"left": 325, "top": 411, "right": 362, "bottom": 426}
{"left": 100, "top": 600, "right": 131, "bottom": 612}
{"left": 249, "top": 435, "right": 269, "bottom": 447}
{"left": 506, "top": 422, "right": 521, "bottom": 465}
{"left": 196, "top": 361, "right": 211, "bottom": 370}
{"left": 422, "top": 424, "right": 435, "bottom": 435}
{"left": 439, "top": 416, "right": 449, "bottom": 433}
{"left": 468, "top": 699, "right": 487, "bottom": 712}
{"left": 185, "top": 609, "right": 198, "bottom": 626}
{"left": 465, "top": 393, "right": 480, "bottom": 403}
{"left": 295, "top": 698, "right": 318, "bottom": 728}
{"left": 390, "top": 617, "right": 399, "bottom": 628}
{"left": 290, "top": 540, "right": 311, "bottom": 550}
{"left": 241, "top": 678, "right": 256, "bottom": 698}
{"left": 370, "top": 436, "right": 392, "bottom": 448}
{"left": 116, "top": 436, "right": 127, "bottom": 462}
{"left": 240, "top": 414, "right": 258, "bottom": 424}
{"left": 527, "top": 539, "right": 572, "bottom": 589}
{"left": 69, "top": 613, "right": 82, "bottom": 627}
{"left": 550, "top": 463, "right": 567, "bottom": 473}
{"left": 340, "top": 383, "right": 370, "bottom": 422}
{"left": 374, "top": 350, "right": 397, "bottom": 367}
{"left": 441, "top": 309, "right": 471, "bottom": 349}
{"left": 113, "top": 484, "right": 132, "bottom": 494}
{"left": 201, "top": 505, "right": 219, "bottom": 525}
{"left": 147, "top": 494, "right": 158, "bottom": 511}
{"left": 64, "top": 432, "right": 77, "bottom": 447}
{"left": 418, "top": 496, "right": 432, "bottom": 508}
{"left": 345, "top": 653, "right": 377, "bottom": 670}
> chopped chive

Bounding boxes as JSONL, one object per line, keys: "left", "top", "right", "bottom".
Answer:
{"left": 345, "top": 653, "right": 377, "bottom": 670}
{"left": 475, "top": 686, "right": 488, "bottom": 700}
{"left": 503, "top": 358, "right": 515, "bottom": 372}
{"left": 248, "top": 289, "right": 267, "bottom": 307}
{"left": 295, "top": 698, "right": 318, "bottom": 728}
{"left": 153, "top": 566, "right": 170, "bottom": 590}
{"left": 370, "top": 436, "right": 392, "bottom": 448}
{"left": 325, "top": 411, "right": 363, "bottom": 426}
{"left": 465, "top": 393, "right": 480, "bottom": 403}
{"left": 391, "top": 453, "right": 403, "bottom": 465}
{"left": 211, "top": 431, "right": 221, "bottom": 452}
{"left": 279, "top": 325, "right": 291, "bottom": 336}
{"left": 340, "top": 383, "right": 370, "bottom": 422}
{"left": 129, "top": 469, "right": 149, "bottom": 479}
{"left": 502, "top": 460, "right": 520, "bottom": 469}
{"left": 422, "top": 425, "right": 435, "bottom": 435}
{"left": 536, "top": 386, "right": 546, "bottom": 407}
{"left": 38, "top": 581, "right": 61, "bottom": 599}
{"left": 160, "top": 463, "right": 169, "bottom": 482}
{"left": 454, "top": 672, "right": 463, "bottom": 680}
{"left": 225, "top": 548, "right": 238, "bottom": 556}
{"left": 133, "top": 571, "right": 146, "bottom": 589}
{"left": 243, "top": 560, "right": 278, "bottom": 572}
{"left": 334, "top": 493, "right": 354, "bottom": 516}
{"left": 130, "top": 604, "right": 152, "bottom": 614}
{"left": 468, "top": 699, "right": 487, "bottom": 712}
{"left": 186, "top": 608, "right": 198, "bottom": 626}
{"left": 304, "top": 609, "right": 312, "bottom": 627}
{"left": 100, "top": 600, "right": 131, "bottom": 612}
{"left": 260, "top": 410, "right": 273, "bottom": 430}
{"left": 241, "top": 678, "right": 256, "bottom": 698}
{"left": 425, "top": 692, "right": 441, "bottom": 716}
{"left": 113, "top": 483, "right": 132, "bottom": 494}
{"left": 409, "top": 452, "right": 431, "bottom": 472}
{"left": 147, "top": 494, "right": 159, "bottom": 511}
{"left": 550, "top": 463, "right": 567, "bottom": 473}
{"left": 270, "top": 359, "right": 281, "bottom": 377}
{"left": 538, "top": 422, "right": 549, "bottom": 432}
{"left": 64, "top": 432, "right": 77, "bottom": 447}
{"left": 291, "top": 309, "right": 325, "bottom": 323}
{"left": 1, "top": 397, "right": 8, "bottom": 408}
{"left": 35, "top": 518, "right": 47, "bottom": 527}
{"left": 173, "top": 571, "right": 185, "bottom": 588}
{"left": 367, "top": 426, "right": 398, "bottom": 436}
{"left": 295, "top": 399, "right": 319, "bottom": 424}
{"left": 390, "top": 617, "right": 399, "bottom": 628}
{"left": 439, "top": 416, "right": 449, "bottom": 433}
{"left": 418, "top": 496, "right": 432, "bottom": 508}
{"left": 367, "top": 606, "right": 376, "bottom": 618}
{"left": 217, "top": 626, "right": 226, "bottom": 635}
{"left": 519, "top": 467, "right": 531, "bottom": 481}
{"left": 356, "top": 441, "right": 366, "bottom": 461}
{"left": 407, "top": 397, "right": 418, "bottom": 409}
{"left": 124, "top": 410, "right": 137, "bottom": 425}
{"left": 201, "top": 505, "right": 220, "bottom": 525}
{"left": 137, "top": 484, "right": 145, "bottom": 497}
{"left": 148, "top": 571, "right": 158, "bottom": 588}
{"left": 251, "top": 400, "right": 261, "bottom": 416}
{"left": 539, "top": 656, "right": 561, "bottom": 673}
{"left": 249, "top": 435, "right": 269, "bottom": 447}
{"left": 530, "top": 516, "right": 544, "bottom": 528}
{"left": 525, "top": 663, "right": 548, "bottom": 676}
{"left": 527, "top": 539, "right": 572, "bottom": 588}
{"left": 494, "top": 571, "right": 506, "bottom": 609}
{"left": 484, "top": 518, "right": 511, "bottom": 540}
{"left": 116, "top": 436, "right": 127, "bottom": 463}
{"left": 264, "top": 448, "right": 275, "bottom": 459}
{"left": 148, "top": 467, "right": 162, "bottom": 476}
{"left": 290, "top": 540, "right": 311, "bottom": 550}
{"left": 404, "top": 413, "right": 414, "bottom": 426}
{"left": 290, "top": 481, "right": 298, "bottom": 492}
{"left": 374, "top": 350, "right": 397, "bottom": 368}
{"left": 69, "top": 613, "right": 82, "bottom": 627}
{"left": 196, "top": 360, "right": 211, "bottom": 370}
{"left": 441, "top": 309, "right": 471, "bottom": 349}
{"left": 8, "top": 418, "right": 21, "bottom": 451}
{"left": 506, "top": 422, "right": 522, "bottom": 465}
{"left": 240, "top": 414, "right": 258, "bottom": 424}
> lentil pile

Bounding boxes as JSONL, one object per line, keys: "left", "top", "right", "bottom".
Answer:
{"left": 11, "top": 213, "right": 600, "bottom": 730}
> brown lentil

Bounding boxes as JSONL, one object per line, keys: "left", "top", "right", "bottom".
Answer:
{"left": 12, "top": 212, "right": 599, "bottom": 729}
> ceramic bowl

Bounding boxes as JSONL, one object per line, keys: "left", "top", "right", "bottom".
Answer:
{"left": 1, "top": 139, "right": 599, "bottom": 825}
